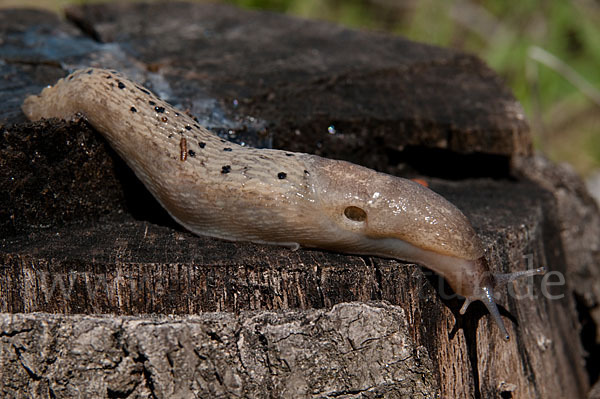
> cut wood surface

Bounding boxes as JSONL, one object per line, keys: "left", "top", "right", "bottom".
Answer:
{"left": 0, "top": 3, "right": 599, "bottom": 398}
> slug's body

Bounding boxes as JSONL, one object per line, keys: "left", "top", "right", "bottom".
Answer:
{"left": 23, "top": 68, "right": 543, "bottom": 340}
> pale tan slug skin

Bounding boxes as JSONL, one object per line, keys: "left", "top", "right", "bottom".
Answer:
{"left": 23, "top": 68, "right": 541, "bottom": 340}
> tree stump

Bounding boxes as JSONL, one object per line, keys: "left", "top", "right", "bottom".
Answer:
{"left": 1, "top": 3, "right": 599, "bottom": 398}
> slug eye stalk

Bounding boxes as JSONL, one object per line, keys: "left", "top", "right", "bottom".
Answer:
{"left": 460, "top": 267, "right": 546, "bottom": 341}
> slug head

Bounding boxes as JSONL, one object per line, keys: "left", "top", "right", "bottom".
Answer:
{"left": 459, "top": 257, "right": 546, "bottom": 340}
{"left": 305, "top": 156, "right": 545, "bottom": 340}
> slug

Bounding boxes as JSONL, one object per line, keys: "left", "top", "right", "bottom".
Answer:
{"left": 22, "top": 68, "right": 544, "bottom": 340}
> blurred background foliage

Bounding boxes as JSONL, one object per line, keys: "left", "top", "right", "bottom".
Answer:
{"left": 1, "top": 0, "right": 599, "bottom": 179}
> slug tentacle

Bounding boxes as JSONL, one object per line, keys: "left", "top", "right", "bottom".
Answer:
{"left": 494, "top": 266, "right": 546, "bottom": 286}
{"left": 460, "top": 266, "right": 546, "bottom": 341}
{"left": 22, "top": 68, "right": 546, "bottom": 340}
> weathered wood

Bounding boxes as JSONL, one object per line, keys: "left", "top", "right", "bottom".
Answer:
{"left": 0, "top": 303, "right": 439, "bottom": 398}
{"left": 0, "top": 3, "right": 598, "bottom": 398}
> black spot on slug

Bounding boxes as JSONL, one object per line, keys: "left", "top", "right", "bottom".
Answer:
{"left": 285, "top": 153, "right": 294, "bottom": 157}
{"left": 277, "top": 172, "right": 287, "bottom": 179}
{"left": 86, "top": 69, "right": 93, "bottom": 74}
{"left": 118, "top": 81, "right": 126, "bottom": 89}
{"left": 194, "top": 124, "right": 200, "bottom": 129}
{"left": 193, "top": 117, "right": 200, "bottom": 123}
{"left": 105, "top": 75, "right": 112, "bottom": 79}
{"left": 130, "top": 106, "right": 137, "bottom": 113}
{"left": 149, "top": 100, "right": 155, "bottom": 106}
{"left": 199, "top": 142, "right": 206, "bottom": 148}
{"left": 138, "top": 87, "right": 151, "bottom": 95}
{"left": 175, "top": 112, "right": 180, "bottom": 116}
{"left": 155, "top": 106, "right": 165, "bottom": 113}
{"left": 304, "top": 170, "right": 310, "bottom": 175}
{"left": 221, "top": 165, "right": 231, "bottom": 174}
{"left": 188, "top": 150, "right": 196, "bottom": 157}
{"left": 185, "top": 126, "right": 192, "bottom": 130}
{"left": 223, "top": 148, "right": 232, "bottom": 152}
